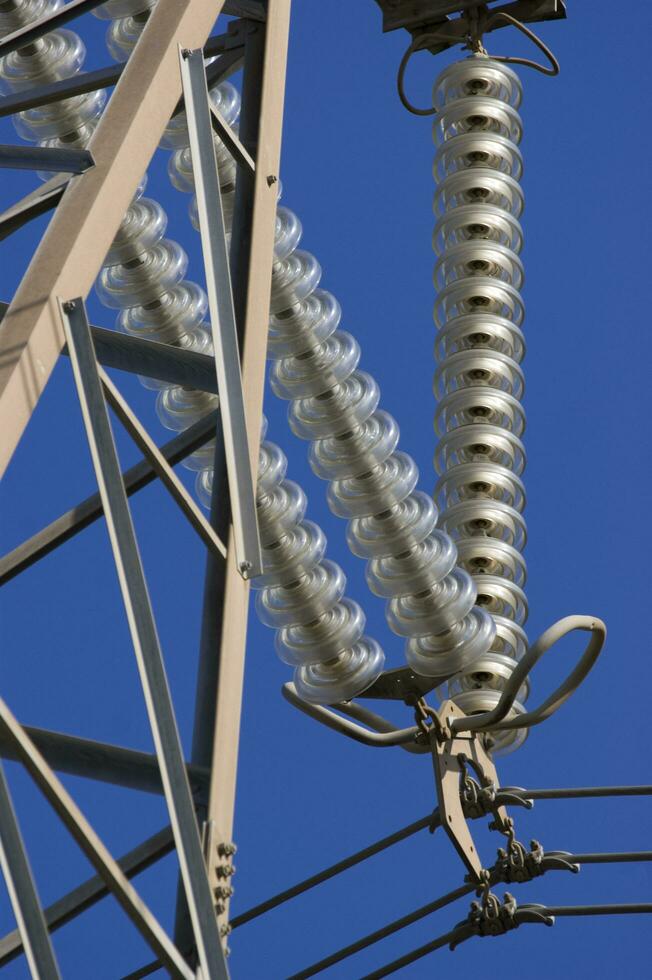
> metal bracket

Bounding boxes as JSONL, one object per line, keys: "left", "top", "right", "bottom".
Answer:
{"left": 374, "top": 0, "right": 566, "bottom": 46}
{"left": 428, "top": 700, "right": 507, "bottom": 880}
{"left": 356, "top": 665, "right": 451, "bottom": 702}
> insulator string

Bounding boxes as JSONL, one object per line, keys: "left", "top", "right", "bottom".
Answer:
{"left": 431, "top": 56, "right": 529, "bottom": 753}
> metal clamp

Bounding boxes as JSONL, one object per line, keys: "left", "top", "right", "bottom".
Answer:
{"left": 421, "top": 698, "right": 508, "bottom": 881}
{"left": 449, "top": 892, "right": 555, "bottom": 950}
{"left": 493, "top": 839, "right": 579, "bottom": 884}
{"left": 460, "top": 768, "right": 533, "bottom": 821}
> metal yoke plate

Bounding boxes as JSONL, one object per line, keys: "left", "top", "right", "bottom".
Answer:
{"left": 431, "top": 700, "right": 507, "bottom": 880}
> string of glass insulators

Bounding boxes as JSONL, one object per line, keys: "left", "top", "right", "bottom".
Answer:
{"left": 0, "top": 0, "right": 388, "bottom": 705}
{"left": 81, "top": 1, "right": 500, "bottom": 697}
{"left": 430, "top": 56, "right": 531, "bottom": 752}
{"left": 2, "top": 5, "right": 530, "bottom": 745}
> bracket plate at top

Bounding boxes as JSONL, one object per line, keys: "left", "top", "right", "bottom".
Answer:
{"left": 374, "top": 0, "right": 566, "bottom": 52}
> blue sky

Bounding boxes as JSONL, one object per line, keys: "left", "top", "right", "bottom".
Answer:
{"left": 1, "top": 1, "right": 650, "bottom": 977}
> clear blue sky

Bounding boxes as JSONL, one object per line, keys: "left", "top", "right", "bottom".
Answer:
{"left": 1, "top": 1, "right": 650, "bottom": 977}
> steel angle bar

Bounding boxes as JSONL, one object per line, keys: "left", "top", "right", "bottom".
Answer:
{"left": 202, "top": 0, "right": 291, "bottom": 912}
{"left": 59, "top": 297, "right": 228, "bottom": 979}
{"left": 0, "top": 0, "right": 109, "bottom": 57}
{"left": 0, "top": 410, "right": 218, "bottom": 587}
{"left": 0, "top": 826, "right": 174, "bottom": 968}
{"left": 179, "top": 46, "right": 262, "bottom": 580}
{"left": 210, "top": 106, "right": 255, "bottom": 173}
{"left": 0, "top": 701, "right": 193, "bottom": 979}
{"left": 73, "top": 326, "right": 218, "bottom": 392}
{"left": 0, "top": 172, "right": 69, "bottom": 242}
{"left": 173, "top": 40, "right": 247, "bottom": 121}
{"left": 173, "top": 23, "right": 272, "bottom": 958}
{"left": 222, "top": 0, "right": 265, "bottom": 17}
{"left": 1, "top": 301, "right": 213, "bottom": 390}
{"left": 100, "top": 369, "right": 226, "bottom": 560}
{"left": 0, "top": 36, "right": 240, "bottom": 122}
{"left": 121, "top": 958, "right": 174, "bottom": 980}
{"left": 0, "top": 145, "right": 94, "bottom": 174}
{"left": 205, "top": 47, "right": 245, "bottom": 88}
{"left": 0, "top": 762, "right": 61, "bottom": 979}
{"left": 173, "top": 8, "right": 291, "bottom": 954}
{"left": 0, "top": 64, "right": 124, "bottom": 120}
{"left": 0, "top": 725, "right": 209, "bottom": 801}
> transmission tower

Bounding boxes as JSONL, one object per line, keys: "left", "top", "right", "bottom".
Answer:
{"left": 0, "top": 1, "right": 649, "bottom": 977}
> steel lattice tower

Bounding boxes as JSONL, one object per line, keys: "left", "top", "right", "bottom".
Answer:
{"left": 0, "top": 1, "right": 649, "bottom": 977}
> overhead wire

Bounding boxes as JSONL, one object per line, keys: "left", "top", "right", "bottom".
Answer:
{"left": 362, "top": 904, "right": 652, "bottom": 980}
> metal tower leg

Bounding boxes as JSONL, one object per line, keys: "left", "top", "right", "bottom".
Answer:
{"left": 0, "top": 762, "right": 61, "bottom": 979}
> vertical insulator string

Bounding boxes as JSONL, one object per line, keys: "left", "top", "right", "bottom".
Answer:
{"left": 432, "top": 56, "right": 529, "bottom": 753}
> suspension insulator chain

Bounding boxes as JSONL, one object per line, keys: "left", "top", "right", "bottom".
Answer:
{"left": 432, "top": 55, "right": 530, "bottom": 753}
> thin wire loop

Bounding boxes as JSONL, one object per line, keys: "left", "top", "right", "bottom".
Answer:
{"left": 396, "top": 11, "right": 559, "bottom": 116}
{"left": 451, "top": 616, "right": 606, "bottom": 735}
{"left": 396, "top": 31, "right": 451, "bottom": 116}
{"left": 484, "top": 11, "right": 560, "bottom": 76}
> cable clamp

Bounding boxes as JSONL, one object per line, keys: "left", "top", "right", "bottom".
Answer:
{"left": 493, "top": 839, "right": 579, "bottom": 885}
{"left": 450, "top": 892, "right": 555, "bottom": 950}
{"left": 459, "top": 764, "right": 533, "bottom": 821}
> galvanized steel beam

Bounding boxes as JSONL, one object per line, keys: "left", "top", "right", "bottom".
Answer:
{"left": 179, "top": 45, "right": 262, "bottom": 580}
{"left": 0, "top": 826, "right": 175, "bottom": 969}
{"left": 0, "top": 700, "right": 194, "bottom": 979}
{"left": 0, "top": 763, "right": 61, "bottom": 979}
{"left": 60, "top": 297, "right": 228, "bottom": 978}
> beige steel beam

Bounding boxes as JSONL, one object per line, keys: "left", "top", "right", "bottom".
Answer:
{"left": 205, "top": 0, "right": 291, "bottom": 872}
{"left": 0, "top": 0, "right": 227, "bottom": 479}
